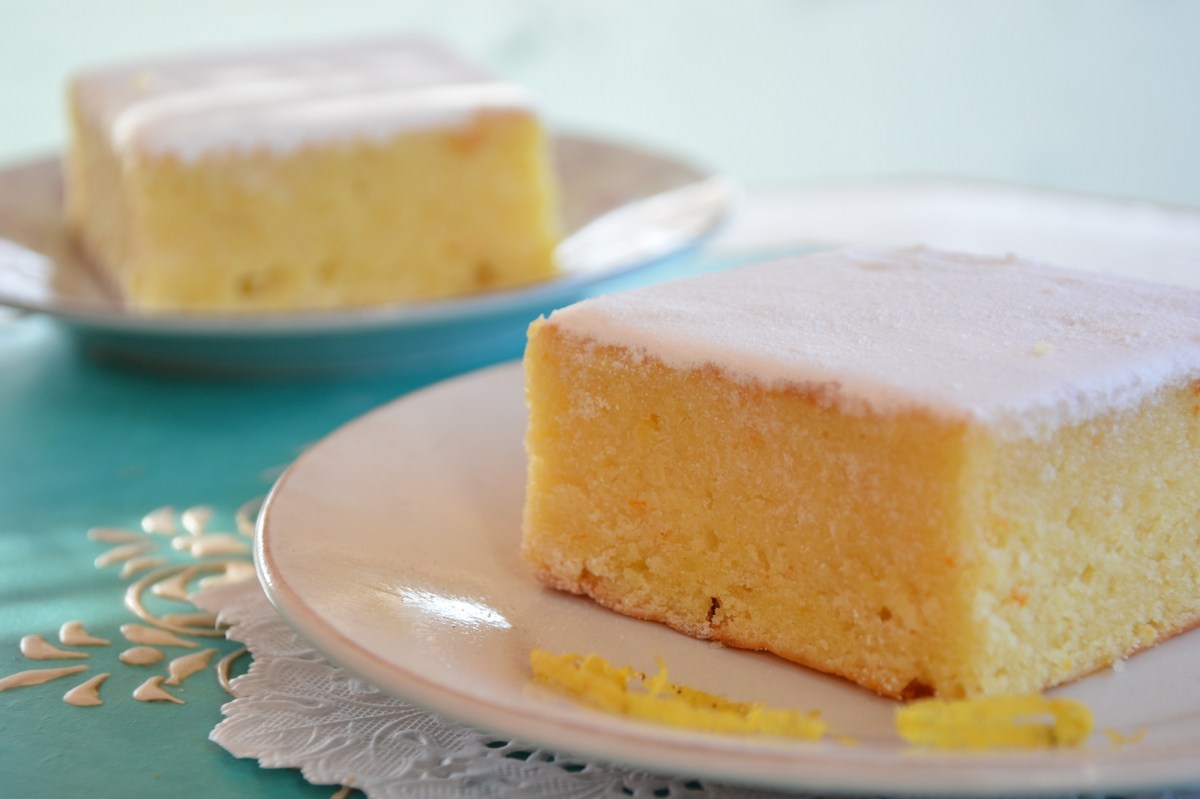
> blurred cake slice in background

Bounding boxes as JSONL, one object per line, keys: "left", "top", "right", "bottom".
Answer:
{"left": 65, "top": 37, "right": 560, "bottom": 313}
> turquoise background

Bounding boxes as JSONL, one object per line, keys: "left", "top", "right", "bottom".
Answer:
{"left": 0, "top": 252, "right": 733, "bottom": 795}
{"left": 2, "top": 1, "right": 1198, "bottom": 796}
{"left": 3, "top": 0, "right": 1200, "bottom": 207}
{"left": 1, "top": 316, "right": 430, "bottom": 797}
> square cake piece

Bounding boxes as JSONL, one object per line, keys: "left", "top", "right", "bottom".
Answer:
{"left": 65, "top": 37, "right": 560, "bottom": 313}
{"left": 522, "top": 246, "right": 1200, "bottom": 699}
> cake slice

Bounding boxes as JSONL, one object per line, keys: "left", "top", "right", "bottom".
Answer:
{"left": 521, "top": 246, "right": 1200, "bottom": 699}
{"left": 65, "top": 37, "right": 559, "bottom": 313}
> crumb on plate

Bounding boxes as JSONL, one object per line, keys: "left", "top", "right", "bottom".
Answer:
{"left": 895, "top": 694, "right": 1093, "bottom": 750}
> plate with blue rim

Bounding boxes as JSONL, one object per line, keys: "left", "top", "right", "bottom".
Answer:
{"left": 0, "top": 133, "right": 734, "bottom": 377}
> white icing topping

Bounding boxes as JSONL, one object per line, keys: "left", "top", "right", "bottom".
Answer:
{"left": 72, "top": 37, "right": 535, "bottom": 160}
{"left": 133, "top": 675, "right": 184, "bottom": 704}
{"left": 181, "top": 505, "right": 214, "bottom": 535}
{"left": 119, "top": 646, "right": 165, "bottom": 666}
{"left": 141, "top": 506, "right": 177, "bottom": 536}
{"left": 0, "top": 665, "right": 88, "bottom": 692}
{"left": 171, "top": 533, "right": 250, "bottom": 557}
{"left": 119, "top": 555, "right": 168, "bottom": 579}
{"left": 120, "top": 623, "right": 198, "bottom": 649}
{"left": 161, "top": 612, "right": 218, "bottom": 628}
{"left": 86, "top": 527, "right": 144, "bottom": 543}
{"left": 63, "top": 673, "right": 109, "bottom": 707}
{"left": 545, "top": 246, "right": 1200, "bottom": 438}
{"left": 165, "top": 648, "right": 217, "bottom": 686}
{"left": 150, "top": 570, "right": 196, "bottom": 602}
{"left": 19, "top": 635, "right": 88, "bottom": 660}
{"left": 59, "top": 621, "right": 110, "bottom": 647}
{"left": 93, "top": 542, "right": 153, "bottom": 568}
{"left": 198, "top": 561, "right": 258, "bottom": 590}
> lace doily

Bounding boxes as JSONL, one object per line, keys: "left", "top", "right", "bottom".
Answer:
{"left": 196, "top": 577, "right": 1200, "bottom": 799}
{"left": 194, "top": 578, "right": 815, "bottom": 799}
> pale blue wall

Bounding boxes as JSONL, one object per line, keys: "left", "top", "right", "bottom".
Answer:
{"left": 4, "top": 0, "right": 1197, "bottom": 206}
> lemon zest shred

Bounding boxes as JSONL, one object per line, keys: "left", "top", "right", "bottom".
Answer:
{"left": 1103, "top": 727, "right": 1147, "bottom": 748}
{"left": 530, "top": 649, "right": 826, "bottom": 740}
{"left": 895, "top": 694, "right": 1093, "bottom": 750}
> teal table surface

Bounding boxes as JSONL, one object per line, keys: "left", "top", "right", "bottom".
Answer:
{"left": 0, "top": 314, "right": 431, "bottom": 797}
{"left": 0, "top": 248, "right": 752, "bottom": 797}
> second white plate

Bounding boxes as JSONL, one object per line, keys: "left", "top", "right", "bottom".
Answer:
{"left": 0, "top": 134, "right": 731, "bottom": 376}
{"left": 257, "top": 361, "right": 1200, "bottom": 797}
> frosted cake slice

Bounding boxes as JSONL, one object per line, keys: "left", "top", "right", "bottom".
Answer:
{"left": 522, "top": 246, "right": 1200, "bottom": 699}
{"left": 65, "top": 37, "right": 559, "bottom": 313}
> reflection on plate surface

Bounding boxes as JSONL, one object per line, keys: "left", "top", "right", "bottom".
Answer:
{"left": 0, "top": 134, "right": 732, "bottom": 375}
{"left": 257, "top": 362, "right": 1200, "bottom": 796}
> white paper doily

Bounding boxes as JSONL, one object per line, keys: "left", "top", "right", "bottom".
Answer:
{"left": 194, "top": 578, "right": 805, "bottom": 799}
{"left": 194, "top": 578, "right": 1200, "bottom": 799}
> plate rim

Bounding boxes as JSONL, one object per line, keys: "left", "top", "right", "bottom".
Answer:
{"left": 255, "top": 360, "right": 1200, "bottom": 797}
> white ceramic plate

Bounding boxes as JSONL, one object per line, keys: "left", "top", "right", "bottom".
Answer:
{"left": 0, "top": 134, "right": 732, "bottom": 376}
{"left": 258, "top": 361, "right": 1200, "bottom": 797}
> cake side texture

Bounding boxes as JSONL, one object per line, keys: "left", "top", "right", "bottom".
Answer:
{"left": 64, "top": 37, "right": 560, "bottom": 312}
{"left": 521, "top": 246, "right": 1200, "bottom": 698}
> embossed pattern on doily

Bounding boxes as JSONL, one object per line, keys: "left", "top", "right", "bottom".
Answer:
{"left": 193, "top": 579, "right": 810, "bottom": 799}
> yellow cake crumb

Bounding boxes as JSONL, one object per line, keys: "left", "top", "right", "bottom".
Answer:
{"left": 1032, "top": 341, "right": 1054, "bottom": 356}
{"left": 529, "top": 649, "right": 826, "bottom": 740}
{"left": 1103, "top": 727, "right": 1147, "bottom": 748}
{"left": 895, "top": 694, "right": 1093, "bottom": 750}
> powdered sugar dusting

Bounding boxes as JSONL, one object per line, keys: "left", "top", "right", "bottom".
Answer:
{"left": 72, "top": 37, "right": 536, "bottom": 161}
{"left": 546, "top": 246, "right": 1200, "bottom": 438}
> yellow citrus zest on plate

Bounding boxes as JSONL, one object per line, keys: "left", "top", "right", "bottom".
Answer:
{"left": 895, "top": 694, "right": 1093, "bottom": 750}
{"left": 529, "top": 649, "right": 826, "bottom": 740}
{"left": 1103, "top": 727, "right": 1147, "bottom": 748}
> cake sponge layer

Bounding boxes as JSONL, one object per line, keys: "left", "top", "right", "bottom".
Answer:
{"left": 521, "top": 247, "right": 1200, "bottom": 699}
{"left": 65, "top": 38, "right": 560, "bottom": 313}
